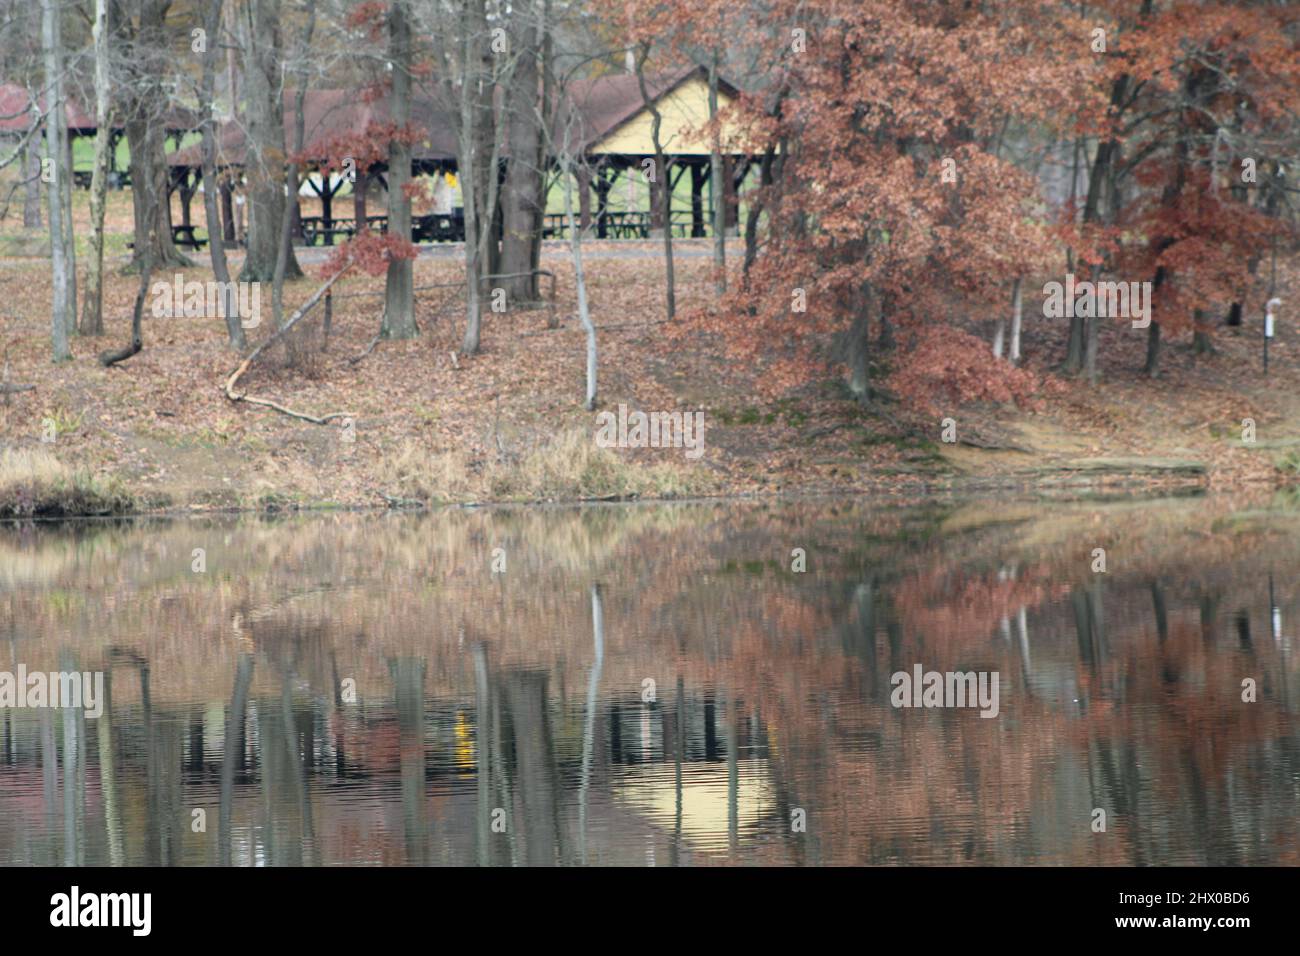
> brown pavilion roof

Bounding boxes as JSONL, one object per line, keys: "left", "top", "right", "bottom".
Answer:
{"left": 0, "top": 83, "right": 96, "bottom": 132}
{"left": 0, "top": 82, "right": 197, "bottom": 133}
{"left": 167, "top": 89, "right": 457, "bottom": 168}
{"left": 167, "top": 66, "right": 741, "bottom": 170}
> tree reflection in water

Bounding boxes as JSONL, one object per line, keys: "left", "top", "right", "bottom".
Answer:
{"left": 0, "top": 496, "right": 1297, "bottom": 865}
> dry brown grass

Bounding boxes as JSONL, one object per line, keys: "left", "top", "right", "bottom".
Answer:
{"left": 0, "top": 447, "right": 137, "bottom": 518}
{"left": 380, "top": 427, "right": 713, "bottom": 503}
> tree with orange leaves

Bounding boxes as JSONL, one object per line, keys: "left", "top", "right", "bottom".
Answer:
{"left": 675, "top": 0, "right": 1089, "bottom": 411}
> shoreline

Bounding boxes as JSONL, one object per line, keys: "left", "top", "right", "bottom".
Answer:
{"left": 0, "top": 463, "right": 1279, "bottom": 524}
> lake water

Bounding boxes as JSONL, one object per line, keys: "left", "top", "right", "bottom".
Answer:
{"left": 1, "top": 496, "right": 1297, "bottom": 866}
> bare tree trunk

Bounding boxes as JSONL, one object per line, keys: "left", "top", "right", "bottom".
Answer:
{"left": 272, "top": 2, "right": 314, "bottom": 331}
{"left": 1143, "top": 320, "right": 1161, "bottom": 376}
{"left": 60, "top": 117, "right": 76, "bottom": 335}
{"left": 474, "top": 34, "right": 508, "bottom": 323}
{"left": 458, "top": 0, "right": 483, "bottom": 355}
{"left": 845, "top": 283, "right": 875, "bottom": 403}
{"left": 200, "top": 0, "right": 245, "bottom": 349}
{"left": 1068, "top": 84, "right": 1127, "bottom": 378}
{"left": 743, "top": 146, "right": 774, "bottom": 280}
{"left": 125, "top": 0, "right": 185, "bottom": 273}
{"left": 240, "top": 0, "right": 300, "bottom": 282}
{"left": 1192, "top": 308, "right": 1214, "bottom": 354}
{"left": 530, "top": 0, "right": 552, "bottom": 290}
{"left": 22, "top": 136, "right": 41, "bottom": 228}
{"left": 127, "top": 117, "right": 183, "bottom": 269}
{"left": 80, "top": 0, "right": 114, "bottom": 337}
{"left": 1084, "top": 265, "right": 1102, "bottom": 385}
{"left": 635, "top": 44, "right": 674, "bottom": 321}
{"left": 223, "top": 0, "right": 239, "bottom": 110}
{"left": 455, "top": 0, "right": 512, "bottom": 355}
{"left": 42, "top": 0, "right": 70, "bottom": 361}
{"left": 381, "top": 0, "right": 415, "bottom": 338}
{"left": 708, "top": 50, "right": 725, "bottom": 295}
{"left": 497, "top": 0, "right": 543, "bottom": 305}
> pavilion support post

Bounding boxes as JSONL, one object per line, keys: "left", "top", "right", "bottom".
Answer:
{"left": 690, "top": 162, "right": 706, "bottom": 238}
{"left": 649, "top": 167, "right": 665, "bottom": 236}
{"left": 320, "top": 175, "right": 334, "bottom": 243}
{"left": 594, "top": 166, "right": 610, "bottom": 240}
{"left": 723, "top": 154, "right": 738, "bottom": 234}
{"left": 180, "top": 172, "right": 194, "bottom": 229}
{"left": 578, "top": 165, "right": 591, "bottom": 234}
{"left": 220, "top": 177, "right": 235, "bottom": 243}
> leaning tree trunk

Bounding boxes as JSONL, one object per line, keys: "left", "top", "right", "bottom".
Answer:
{"left": 41, "top": 0, "right": 71, "bottom": 361}
{"left": 99, "top": 259, "right": 152, "bottom": 367}
{"left": 708, "top": 50, "right": 725, "bottom": 296}
{"left": 81, "top": 0, "right": 114, "bottom": 336}
{"left": 380, "top": 0, "right": 415, "bottom": 339}
{"left": 636, "top": 45, "right": 674, "bottom": 321}
{"left": 240, "top": 0, "right": 300, "bottom": 282}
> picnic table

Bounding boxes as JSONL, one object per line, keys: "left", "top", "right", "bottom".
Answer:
{"left": 171, "top": 225, "right": 208, "bottom": 250}
{"left": 299, "top": 215, "right": 390, "bottom": 246}
{"left": 542, "top": 211, "right": 652, "bottom": 239}
{"left": 412, "top": 211, "right": 463, "bottom": 243}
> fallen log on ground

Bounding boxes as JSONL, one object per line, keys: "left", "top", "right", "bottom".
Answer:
{"left": 224, "top": 265, "right": 354, "bottom": 425}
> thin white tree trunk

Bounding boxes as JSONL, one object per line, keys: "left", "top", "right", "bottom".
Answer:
{"left": 81, "top": 0, "right": 112, "bottom": 336}
{"left": 562, "top": 151, "right": 596, "bottom": 410}
{"left": 1009, "top": 277, "right": 1023, "bottom": 365}
{"left": 60, "top": 107, "right": 76, "bottom": 335}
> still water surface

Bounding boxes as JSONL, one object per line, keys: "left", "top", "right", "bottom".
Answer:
{"left": 1, "top": 496, "right": 1297, "bottom": 865}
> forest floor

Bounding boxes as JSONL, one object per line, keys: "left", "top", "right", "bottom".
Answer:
{"left": 0, "top": 191, "right": 1298, "bottom": 516}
